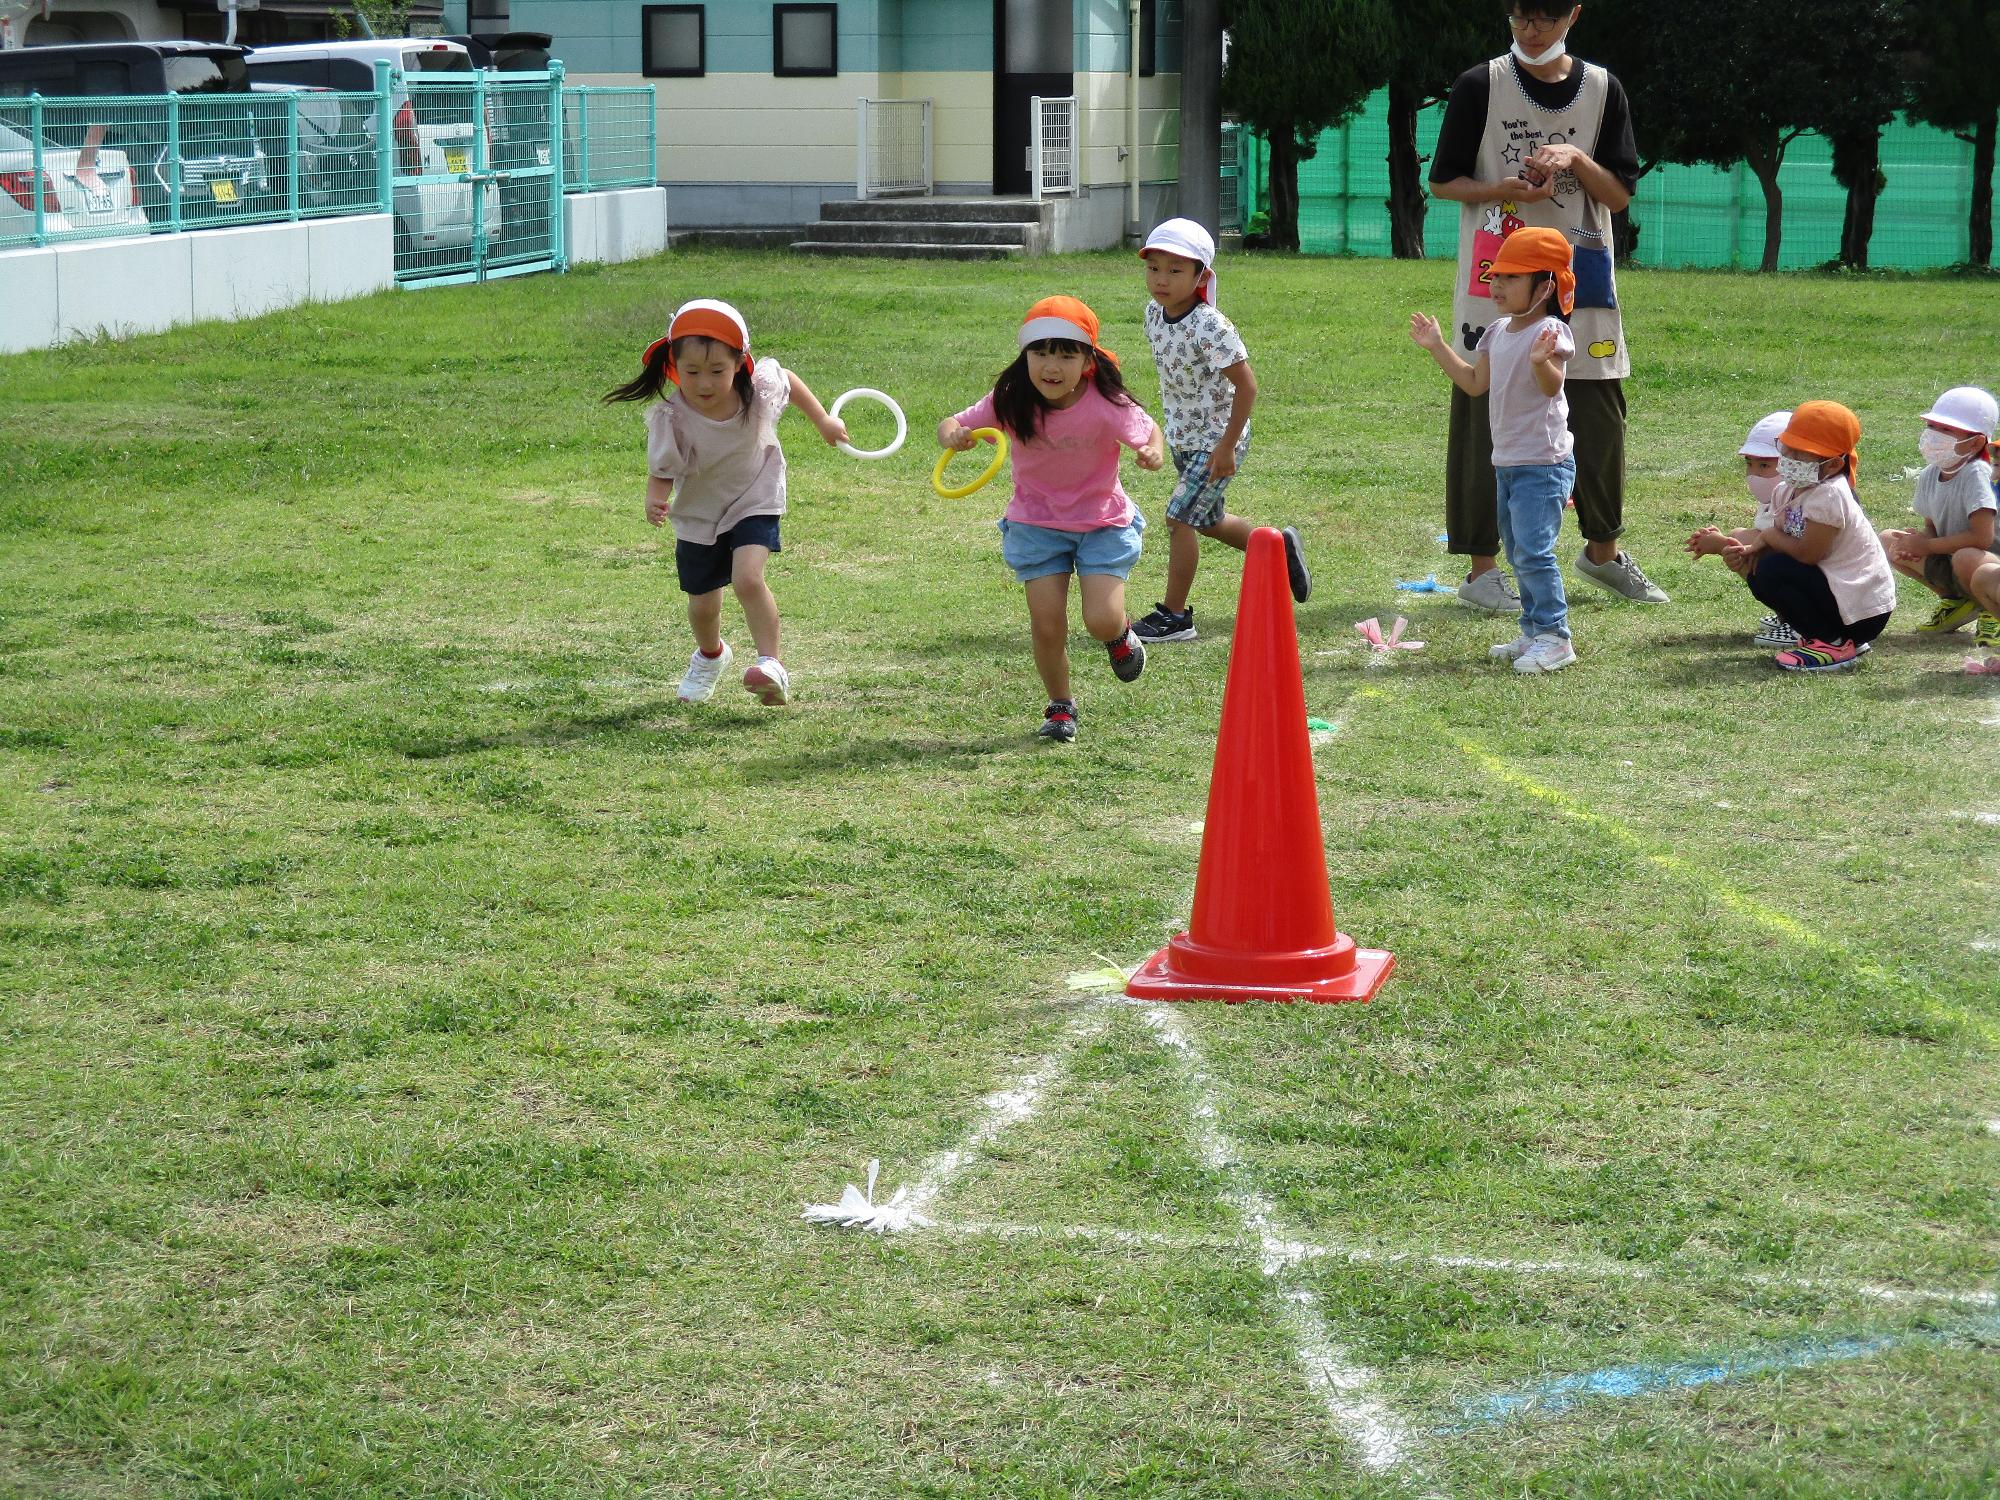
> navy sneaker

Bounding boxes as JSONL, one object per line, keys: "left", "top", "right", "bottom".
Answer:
{"left": 1107, "top": 627, "right": 1146, "bottom": 682}
{"left": 1037, "top": 699, "right": 1077, "bottom": 741}
{"left": 1281, "top": 526, "right": 1312, "bottom": 603}
{"left": 1132, "top": 602, "right": 1197, "bottom": 642}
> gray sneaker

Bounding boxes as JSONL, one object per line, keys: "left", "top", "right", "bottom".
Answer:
{"left": 1456, "top": 568, "right": 1520, "bottom": 613}
{"left": 1575, "top": 549, "right": 1670, "bottom": 604}
{"left": 1752, "top": 613, "right": 1800, "bottom": 648}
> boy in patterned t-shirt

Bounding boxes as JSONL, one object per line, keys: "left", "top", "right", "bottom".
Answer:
{"left": 1131, "top": 218, "right": 1309, "bottom": 642}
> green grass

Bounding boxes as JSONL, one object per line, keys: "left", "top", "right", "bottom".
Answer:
{"left": 1, "top": 250, "right": 1996, "bottom": 1498}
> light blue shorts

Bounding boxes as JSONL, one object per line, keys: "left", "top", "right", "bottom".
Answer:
{"left": 997, "top": 514, "right": 1147, "bottom": 583}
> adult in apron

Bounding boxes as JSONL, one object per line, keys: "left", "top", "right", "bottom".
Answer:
{"left": 1427, "top": 4, "right": 1668, "bottom": 609}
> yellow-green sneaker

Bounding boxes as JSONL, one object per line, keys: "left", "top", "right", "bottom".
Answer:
{"left": 1976, "top": 613, "right": 2000, "bottom": 651}
{"left": 1918, "top": 596, "right": 1982, "bottom": 633}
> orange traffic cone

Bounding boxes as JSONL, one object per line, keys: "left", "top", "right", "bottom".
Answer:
{"left": 1126, "top": 528, "right": 1394, "bottom": 1004}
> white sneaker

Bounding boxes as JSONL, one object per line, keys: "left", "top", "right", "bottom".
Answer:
{"left": 677, "top": 643, "right": 732, "bottom": 702}
{"left": 744, "top": 656, "right": 790, "bottom": 706}
{"left": 1512, "top": 633, "right": 1577, "bottom": 675}
{"left": 1752, "top": 613, "right": 1800, "bottom": 648}
{"left": 1575, "top": 549, "right": 1670, "bottom": 604}
{"left": 1489, "top": 633, "right": 1534, "bottom": 661}
{"left": 1456, "top": 567, "right": 1520, "bottom": 613}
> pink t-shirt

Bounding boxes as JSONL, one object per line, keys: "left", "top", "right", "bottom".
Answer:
{"left": 1756, "top": 474, "right": 1897, "bottom": 627}
{"left": 952, "top": 386, "right": 1156, "bottom": 531}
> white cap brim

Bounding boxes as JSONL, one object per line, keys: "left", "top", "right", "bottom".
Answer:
{"left": 1019, "top": 316, "right": 1094, "bottom": 348}
{"left": 1739, "top": 410, "right": 1792, "bottom": 458}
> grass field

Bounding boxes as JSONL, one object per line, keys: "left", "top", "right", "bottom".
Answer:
{"left": 2, "top": 250, "right": 1997, "bottom": 1498}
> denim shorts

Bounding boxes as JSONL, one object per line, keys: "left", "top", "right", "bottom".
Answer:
{"left": 997, "top": 513, "right": 1146, "bottom": 583}
{"left": 675, "top": 513, "right": 782, "bottom": 595}
{"left": 1165, "top": 442, "right": 1248, "bottom": 528}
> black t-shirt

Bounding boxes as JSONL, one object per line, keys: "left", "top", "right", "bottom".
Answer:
{"left": 1428, "top": 57, "right": 1639, "bottom": 191}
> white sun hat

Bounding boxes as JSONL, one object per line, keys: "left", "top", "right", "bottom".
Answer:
{"left": 1739, "top": 411, "right": 1792, "bottom": 458}
{"left": 1921, "top": 386, "right": 1999, "bottom": 442}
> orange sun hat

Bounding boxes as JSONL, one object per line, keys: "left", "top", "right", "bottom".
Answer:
{"left": 1488, "top": 226, "right": 1576, "bottom": 315}
{"left": 642, "top": 298, "right": 754, "bottom": 382}
{"left": 1780, "top": 400, "right": 1862, "bottom": 482}
{"left": 1019, "top": 295, "right": 1118, "bottom": 367}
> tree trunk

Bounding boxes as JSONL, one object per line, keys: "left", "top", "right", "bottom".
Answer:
{"left": 1745, "top": 142, "right": 1785, "bottom": 273}
{"left": 1385, "top": 79, "right": 1427, "bottom": 259}
{"left": 1834, "top": 128, "right": 1882, "bottom": 270}
{"left": 1972, "top": 106, "right": 1996, "bottom": 267}
{"left": 1267, "top": 128, "right": 1302, "bottom": 252}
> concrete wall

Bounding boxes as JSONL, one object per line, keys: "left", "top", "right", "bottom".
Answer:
{"left": 565, "top": 185, "right": 669, "bottom": 263}
{"left": 0, "top": 215, "right": 394, "bottom": 355}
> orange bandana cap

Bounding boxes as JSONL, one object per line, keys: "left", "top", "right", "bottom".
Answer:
{"left": 1488, "top": 226, "right": 1576, "bottom": 315}
{"left": 643, "top": 298, "right": 754, "bottom": 382}
{"left": 1019, "top": 295, "right": 1117, "bottom": 368}
{"left": 1780, "top": 400, "right": 1862, "bottom": 482}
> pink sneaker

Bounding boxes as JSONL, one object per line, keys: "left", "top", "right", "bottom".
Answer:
{"left": 743, "top": 657, "right": 791, "bottom": 705}
{"left": 1775, "top": 638, "right": 1861, "bottom": 672}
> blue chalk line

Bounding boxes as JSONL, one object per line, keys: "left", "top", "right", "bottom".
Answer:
{"left": 1439, "top": 1322, "right": 1994, "bottom": 1434}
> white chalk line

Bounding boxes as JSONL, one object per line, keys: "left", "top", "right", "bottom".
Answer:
{"left": 932, "top": 1218, "right": 1998, "bottom": 1312}
{"left": 1133, "top": 1003, "right": 1417, "bottom": 1476}
{"left": 900, "top": 1001, "right": 1112, "bottom": 1219}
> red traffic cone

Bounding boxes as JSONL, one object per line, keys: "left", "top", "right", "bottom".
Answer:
{"left": 1126, "top": 528, "right": 1394, "bottom": 1004}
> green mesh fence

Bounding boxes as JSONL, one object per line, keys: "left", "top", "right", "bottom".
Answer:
{"left": 1248, "top": 90, "right": 1997, "bottom": 270}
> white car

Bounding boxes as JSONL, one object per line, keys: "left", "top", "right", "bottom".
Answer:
{"left": 0, "top": 118, "right": 149, "bottom": 244}
{"left": 245, "top": 39, "right": 501, "bottom": 262}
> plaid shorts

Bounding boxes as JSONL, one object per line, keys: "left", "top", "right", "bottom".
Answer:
{"left": 1166, "top": 442, "right": 1248, "bottom": 528}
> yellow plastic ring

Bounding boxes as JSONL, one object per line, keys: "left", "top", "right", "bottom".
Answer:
{"left": 932, "top": 427, "right": 1009, "bottom": 499}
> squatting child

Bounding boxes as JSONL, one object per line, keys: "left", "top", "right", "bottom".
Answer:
{"left": 938, "top": 296, "right": 1166, "bottom": 742}
{"left": 1129, "top": 217, "right": 1309, "bottom": 643}
{"left": 604, "top": 297, "right": 848, "bottom": 706}
{"left": 1685, "top": 410, "right": 1801, "bottom": 648}
{"left": 1879, "top": 385, "right": 1999, "bottom": 651}
{"left": 1409, "top": 226, "right": 1579, "bottom": 674}
{"left": 1688, "top": 401, "right": 1895, "bottom": 672}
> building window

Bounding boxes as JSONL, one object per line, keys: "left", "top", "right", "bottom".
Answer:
{"left": 643, "top": 5, "right": 705, "bottom": 78}
{"left": 773, "top": 4, "right": 837, "bottom": 78}
{"left": 1139, "top": 0, "right": 1156, "bottom": 78}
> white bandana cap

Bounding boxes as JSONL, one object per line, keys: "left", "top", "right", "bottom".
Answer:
{"left": 1140, "top": 217, "right": 1219, "bottom": 306}
{"left": 1739, "top": 411, "right": 1792, "bottom": 458}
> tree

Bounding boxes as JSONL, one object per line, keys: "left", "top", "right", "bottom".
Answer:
{"left": 1904, "top": 0, "right": 2000, "bottom": 265}
{"left": 1599, "top": 8, "right": 1820, "bottom": 272}
{"left": 1378, "top": 0, "right": 1490, "bottom": 258}
{"left": 1807, "top": 1, "right": 1913, "bottom": 269}
{"left": 1220, "top": 0, "right": 1388, "bottom": 251}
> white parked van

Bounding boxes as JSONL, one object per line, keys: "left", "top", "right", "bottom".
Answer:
{"left": 244, "top": 38, "right": 501, "bottom": 260}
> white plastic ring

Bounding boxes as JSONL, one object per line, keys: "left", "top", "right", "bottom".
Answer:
{"left": 830, "top": 387, "right": 906, "bottom": 460}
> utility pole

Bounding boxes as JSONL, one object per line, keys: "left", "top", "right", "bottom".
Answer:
{"left": 1178, "top": 0, "right": 1222, "bottom": 231}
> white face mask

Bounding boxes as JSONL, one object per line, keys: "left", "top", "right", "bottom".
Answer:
{"left": 1918, "top": 429, "right": 1969, "bottom": 468}
{"left": 1777, "top": 455, "right": 1827, "bottom": 489}
{"left": 1746, "top": 473, "right": 1780, "bottom": 508}
{"left": 1511, "top": 36, "right": 1568, "bottom": 67}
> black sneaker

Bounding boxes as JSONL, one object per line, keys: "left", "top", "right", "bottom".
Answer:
{"left": 1132, "top": 602, "right": 1197, "bottom": 642}
{"left": 1037, "top": 699, "right": 1077, "bottom": 741}
{"left": 1281, "top": 526, "right": 1312, "bottom": 603}
{"left": 1106, "top": 627, "right": 1146, "bottom": 683}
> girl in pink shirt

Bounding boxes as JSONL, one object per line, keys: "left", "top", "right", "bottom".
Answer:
{"left": 939, "top": 296, "right": 1166, "bottom": 743}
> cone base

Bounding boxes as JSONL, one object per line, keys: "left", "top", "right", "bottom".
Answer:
{"left": 1124, "top": 937, "right": 1394, "bottom": 1005}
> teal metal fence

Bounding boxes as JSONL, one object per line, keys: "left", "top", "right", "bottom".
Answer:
{"left": 1240, "top": 89, "right": 1998, "bottom": 271}
{"left": 0, "top": 78, "right": 656, "bottom": 258}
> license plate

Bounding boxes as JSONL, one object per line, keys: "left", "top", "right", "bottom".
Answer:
{"left": 443, "top": 148, "right": 469, "bottom": 175}
{"left": 534, "top": 144, "right": 550, "bottom": 167}
{"left": 209, "top": 179, "right": 237, "bottom": 204}
{"left": 82, "top": 186, "right": 115, "bottom": 212}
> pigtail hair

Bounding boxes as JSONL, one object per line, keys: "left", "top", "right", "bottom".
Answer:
{"left": 603, "top": 343, "right": 671, "bottom": 404}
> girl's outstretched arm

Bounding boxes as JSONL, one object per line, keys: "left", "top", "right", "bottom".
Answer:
{"left": 787, "top": 371, "right": 849, "bottom": 447}
{"left": 645, "top": 475, "right": 674, "bottom": 527}
{"left": 937, "top": 417, "right": 980, "bottom": 451}
{"left": 1408, "top": 313, "right": 1489, "bottom": 397}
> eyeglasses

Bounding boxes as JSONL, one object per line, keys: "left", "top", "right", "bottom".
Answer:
{"left": 1507, "top": 12, "right": 1571, "bottom": 35}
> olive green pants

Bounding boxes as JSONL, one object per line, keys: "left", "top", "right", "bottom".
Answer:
{"left": 1445, "top": 378, "right": 1627, "bottom": 556}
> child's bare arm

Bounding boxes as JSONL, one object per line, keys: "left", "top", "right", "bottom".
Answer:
{"left": 1408, "top": 313, "right": 1489, "bottom": 396}
{"left": 1759, "top": 517, "right": 1839, "bottom": 566}
{"left": 1528, "top": 326, "right": 1567, "bottom": 397}
{"left": 937, "top": 416, "right": 979, "bottom": 451}
{"left": 786, "top": 370, "right": 849, "bottom": 446}
{"left": 1206, "top": 361, "right": 1257, "bottom": 480}
{"left": 644, "top": 474, "right": 674, "bottom": 527}
{"left": 1914, "top": 511, "right": 1995, "bottom": 555}
{"left": 1133, "top": 417, "right": 1166, "bottom": 472}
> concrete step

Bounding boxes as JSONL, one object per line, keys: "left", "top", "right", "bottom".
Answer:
{"left": 821, "top": 197, "right": 1050, "bottom": 225}
{"left": 666, "top": 226, "right": 805, "bottom": 250}
{"left": 790, "top": 239, "right": 1026, "bottom": 261}
{"left": 806, "top": 218, "right": 1038, "bottom": 248}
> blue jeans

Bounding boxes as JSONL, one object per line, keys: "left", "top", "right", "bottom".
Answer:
{"left": 1495, "top": 458, "right": 1574, "bottom": 641}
